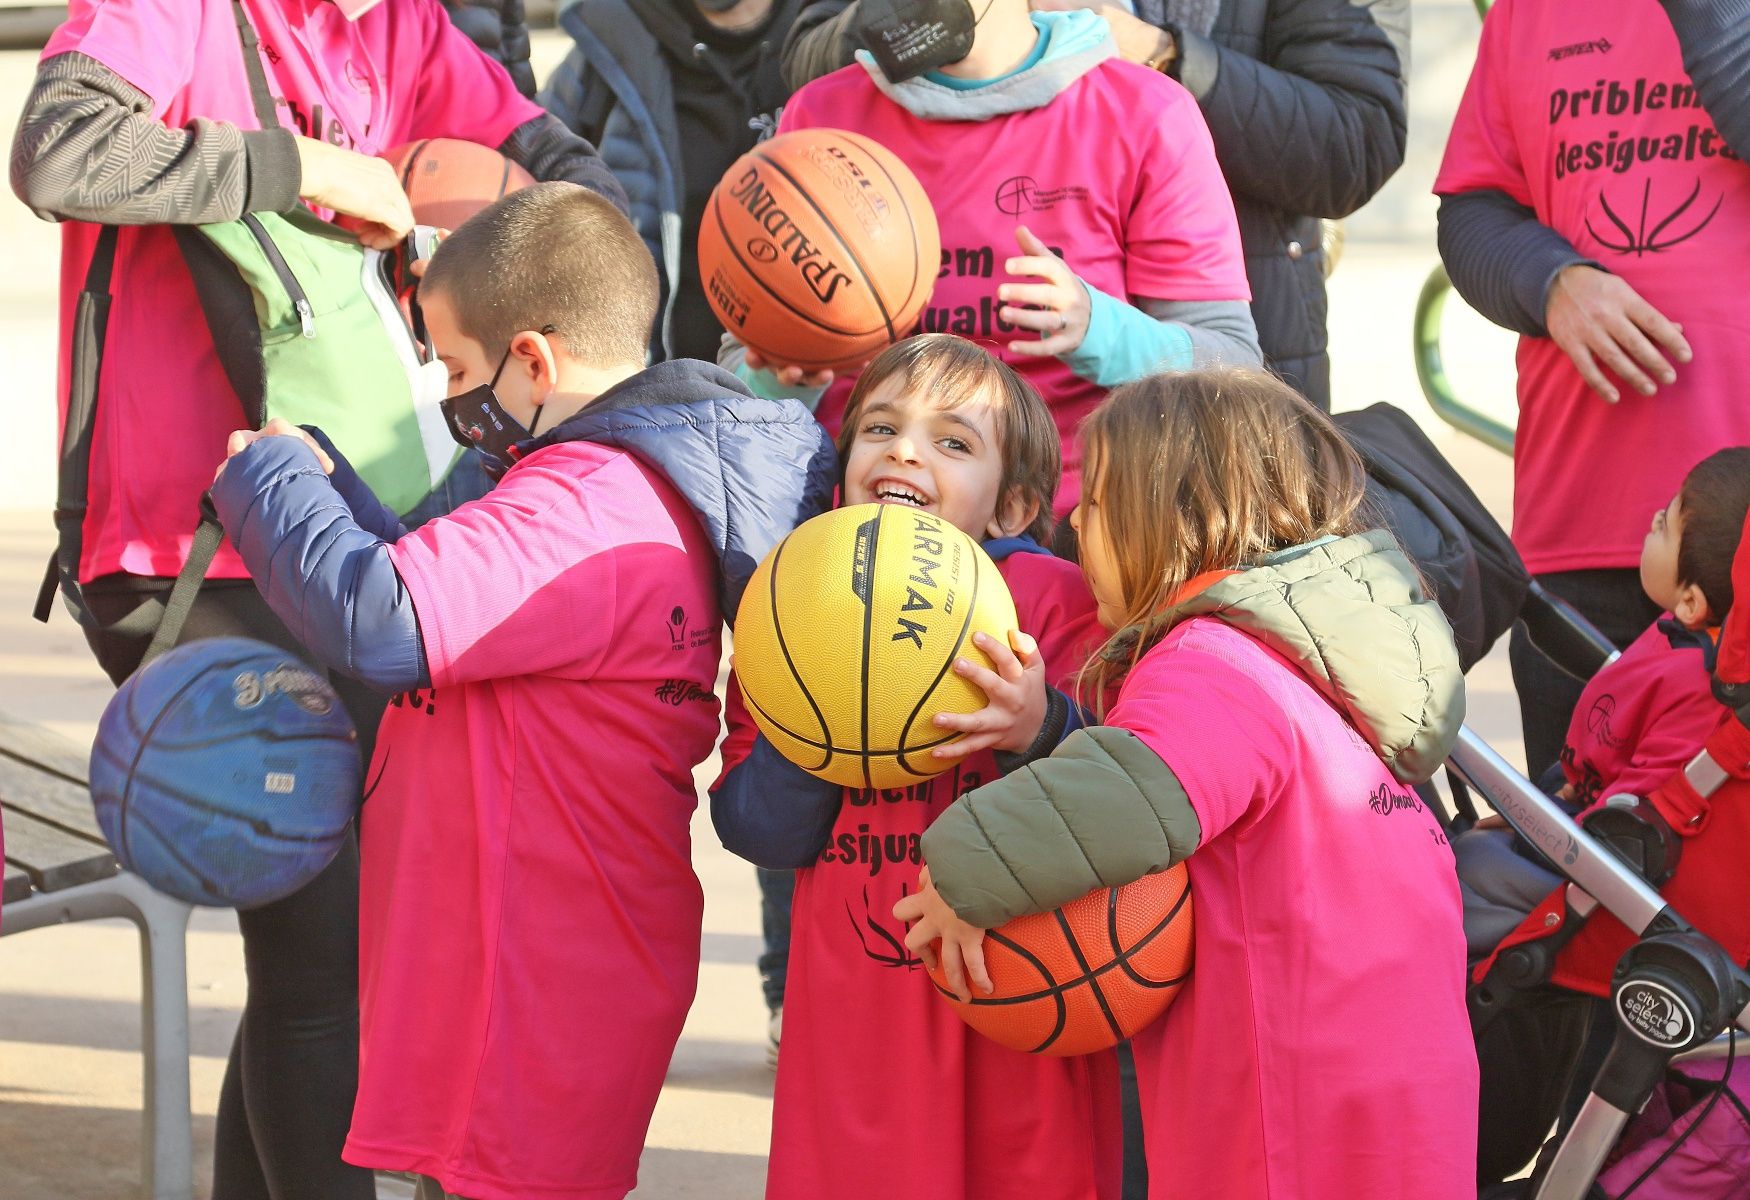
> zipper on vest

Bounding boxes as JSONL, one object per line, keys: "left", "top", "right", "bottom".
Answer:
{"left": 241, "top": 214, "right": 316, "bottom": 338}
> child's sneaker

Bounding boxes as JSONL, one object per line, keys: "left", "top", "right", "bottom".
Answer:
{"left": 766, "top": 1006, "right": 782, "bottom": 1070}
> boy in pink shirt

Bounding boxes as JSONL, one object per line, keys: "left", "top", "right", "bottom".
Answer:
{"left": 212, "top": 184, "right": 833, "bottom": 1199}
{"left": 1559, "top": 448, "right": 1750, "bottom": 810}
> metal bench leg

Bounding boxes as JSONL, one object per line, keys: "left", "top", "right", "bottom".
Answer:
{"left": 126, "top": 876, "right": 195, "bottom": 1200}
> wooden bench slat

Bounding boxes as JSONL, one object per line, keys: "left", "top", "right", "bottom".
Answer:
{"left": 2, "top": 808, "right": 117, "bottom": 893}
{"left": 0, "top": 752, "right": 104, "bottom": 842}
{"left": 2, "top": 860, "right": 31, "bottom": 905}
{"left": 0, "top": 708, "right": 89, "bottom": 785}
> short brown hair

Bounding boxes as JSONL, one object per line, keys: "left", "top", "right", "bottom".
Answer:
{"left": 836, "top": 335, "right": 1061, "bottom": 542}
{"left": 420, "top": 181, "right": 657, "bottom": 368}
{"left": 1078, "top": 369, "right": 1369, "bottom": 705}
{"left": 1676, "top": 447, "right": 1750, "bottom": 620}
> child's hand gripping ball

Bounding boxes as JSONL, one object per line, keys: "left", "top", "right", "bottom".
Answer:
{"left": 897, "top": 866, "right": 1195, "bottom": 1057}
{"left": 732, "top": 503, "right": 1018, "bottom": 789}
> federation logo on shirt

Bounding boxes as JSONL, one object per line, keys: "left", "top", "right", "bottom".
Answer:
{"left": 994, "top": 176, "right": 1090, "bottom": 216}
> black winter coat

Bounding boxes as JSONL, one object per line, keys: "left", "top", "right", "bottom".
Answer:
{"left": 781, "top": 0, "right": 1408, "bottom": 410}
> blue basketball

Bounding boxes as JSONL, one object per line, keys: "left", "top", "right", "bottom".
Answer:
{"left": 90, "top": 637, "right": 362, "bottom": 908}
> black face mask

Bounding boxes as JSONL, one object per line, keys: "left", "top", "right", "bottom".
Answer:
{"left": 439, "top": 343, "right": 549, "bottom": 480}
{"left": 855, "top": 0, "right": 987, "bottom": 82}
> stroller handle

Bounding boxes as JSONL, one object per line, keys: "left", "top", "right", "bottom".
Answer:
{"left": 1449, "top": 727, "right": 1665, "bottom": 929}
{"left": 1521, "top": 581, "right": 1620, "bottom": 682}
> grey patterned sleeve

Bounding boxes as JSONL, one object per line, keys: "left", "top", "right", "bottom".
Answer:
{"left": 9, "top": 52, "right": 301, "bottom": 226}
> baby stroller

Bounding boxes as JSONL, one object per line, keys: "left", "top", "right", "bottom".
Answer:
{"left": 1335, "top": 404, "right": 1750, "bottom": 1199}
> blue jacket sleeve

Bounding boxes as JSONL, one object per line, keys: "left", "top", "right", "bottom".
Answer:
{"left": 211, "top": 437, "right": 431, "bottom": 695}
{"left": 710, "top": 736, "right": 841, "bottom": 870}
{"left": 300, "top": 426, "right": 407, "bottom": 543}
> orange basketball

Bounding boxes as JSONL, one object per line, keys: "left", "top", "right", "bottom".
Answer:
{"left": 699, "top": 129, "right": 940, "bottom": 373}
{"left": 383, "top": 138, "right": 536, "bottom": 230}
{"left": 928, "top": 867, "right": 1194, "bottom": 1057}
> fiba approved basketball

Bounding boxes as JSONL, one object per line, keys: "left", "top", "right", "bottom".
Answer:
{"left": 383, "top": 138, "right": 535, "bottom": 230}
{"left": 733, "top": 503, "right": 1017, "bottom": 790}
{"left": 929, "top": 867, "right": 1194, "bottom": 1056}
{"left": 89, "top": 638, "right": 362, "bottom": 909}
{"left": 699, "top": 129, "right": 940, "bottom": 372}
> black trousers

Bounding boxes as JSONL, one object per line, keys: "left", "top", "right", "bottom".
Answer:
{"left": 83, "top": 575, "right": 381, "bottom": 1200}
{"left": 1508, "top": 568, "right": 1660, "bottom": 783}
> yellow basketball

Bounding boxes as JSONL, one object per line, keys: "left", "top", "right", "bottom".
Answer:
{"left": 733, "top": 503, "right": 1019, "bottom": 790}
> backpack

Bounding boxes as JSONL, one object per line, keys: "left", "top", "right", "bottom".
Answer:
{"left": 36, "top": 1, "right": 457, "bottom": 661}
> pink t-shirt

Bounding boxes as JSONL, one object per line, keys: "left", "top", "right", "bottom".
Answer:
{"left": 1113, "top": 619, "right": 1476, "bottom": 1200}
{"left": 720, "top": 550, "right": 1119, "bottom": 1200}
{"left": 1561, "top": 618, "right": 1719, "bottom": 805}
{"left": 1434, "top": 0, "right": 1750, "bottom": 575}
{"left": 780, "top": 58, "right": 1249, "bottom": 514}
{"left": 345, "top": 442, "right": 722, "bottom": 1200}
{"left": 43, "top": 0, "right": 542, "bottom": 581}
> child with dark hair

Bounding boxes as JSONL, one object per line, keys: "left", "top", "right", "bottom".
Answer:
{"left": 210, "top": 182, "right": 834, "bottom": 1200}
{"left": 1557, "top": 447, "right": 1750, "bottom": 810}
{"left": 712, "top": 333, "right": 1121, "bottom": 1200}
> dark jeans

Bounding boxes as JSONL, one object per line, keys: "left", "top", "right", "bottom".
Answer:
{"left": 1508, "top": 568, "right": 1659, "bottom": 782}
{"left": 756, "top": 867, "right": 794, "bottom": 1011}
{"left": 83, "top": 576, "right": 381, "bottom": 1200}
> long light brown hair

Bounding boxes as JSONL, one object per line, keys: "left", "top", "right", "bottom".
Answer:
{"left": 1078, "top": 370, "right": 1369, "bottom": 706}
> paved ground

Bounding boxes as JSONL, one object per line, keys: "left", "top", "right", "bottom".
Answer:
{"left": 0, "top": 4, "right": 1531, "bottom": 1196}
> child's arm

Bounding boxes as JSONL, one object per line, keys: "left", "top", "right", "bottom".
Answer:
{"left": 930, "top": 628, "right": 1090, "bottom": 772}
{"left": 299, "top": 425, "right": 408, "bottom": 543}
{"left": 212, "top": 433, "right": 430, "bottom": 695}
{"left": 709, "top": 677, "right": 840, "bottom": 869}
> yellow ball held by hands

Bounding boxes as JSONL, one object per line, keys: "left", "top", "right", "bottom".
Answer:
{"left": 733, "top": 503, "right": 1019, "bottom": 790}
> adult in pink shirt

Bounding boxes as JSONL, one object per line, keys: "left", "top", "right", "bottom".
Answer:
{"left": 1434, "top": 0, "right": 1750, "bottom": 783}
{"left": 9, "top": 1, "right": 624, "bottom": 1194}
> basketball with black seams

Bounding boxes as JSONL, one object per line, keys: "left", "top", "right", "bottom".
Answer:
{"left": 732, "top": 503, "right": 1016, "bottom": 790}
{"left": 383, "top": 138, "right": 535, "bottom": 231}
{"left": 928, "top": 867, "right": 1195, "bottom": 1056}
{"left": 698, "top": 129, "right": 940, "bottom": 372}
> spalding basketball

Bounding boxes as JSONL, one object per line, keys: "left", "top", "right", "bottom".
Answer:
{"left": 89, "top": 638, "right": 362, "bottom": 909}
{"left": 733, "top": 503, "right": 1017, "bottom": 790}
{"left": 383, "top": 138, "right": 535, "bottom": 230}
{"left": 929, "top": 868, "right": 1195, "bottom": 1056}
{"left": 700, "top": 129, "right": 940, "bottom": 372}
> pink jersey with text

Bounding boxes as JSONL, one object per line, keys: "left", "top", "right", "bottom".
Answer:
{"left": 778, "top": 61, "right": 1248, "bottom": 515}
{"left": 43, "top": 0, "right": 541, "bottom": 581}
{"left": 1115, "top": 619, "right": 1476, "bottom": 1200}
{"left": 1434, "top": 0, "right": 1750, "bottom": 574}
{"left": 345, "top": 442, "right": 722, "bottom": 1200}
{"left": 721, "top": 549, "right": 1120, "bottom": 1200}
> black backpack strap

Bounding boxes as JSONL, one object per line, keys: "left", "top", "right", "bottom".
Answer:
{"left": 231, "top": 0, "right": 280, "bottom": 130}
{"left": 35, "top": 225, "right": 141, "bottom": 631}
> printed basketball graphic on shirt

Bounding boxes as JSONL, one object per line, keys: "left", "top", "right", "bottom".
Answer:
{"left": 732, "top": 504, "right": 1017, "bottom": 789}
{"left": 927, "top": 868, "right": 1195, "bottom": 1056}
{"left": 699, "top": 129, "right": 940, "bottom": 372}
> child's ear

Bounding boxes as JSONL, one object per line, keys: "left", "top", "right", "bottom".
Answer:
{"left": 511, "top": 329, "right": 561, "bottom": 402}
{"left": 1672, "top": 581, "right": 1713, "bottom": 629}
{"left": 986, "top": 486, "right": 1039, "bottom": 541}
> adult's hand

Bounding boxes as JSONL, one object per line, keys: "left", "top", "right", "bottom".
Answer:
{"left": 296, "top": 137, "right": 416, "bottom": 250}
{"left": 1029, "top": 0, "right": 1173, "bottom": 67}
{"left": 1000, "top": 226, "right": 1092, "bottom": 359}
{"left": 1544, "top": 265, "right": 1692, "bottom": 403}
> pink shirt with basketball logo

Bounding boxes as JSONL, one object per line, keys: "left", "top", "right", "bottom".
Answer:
{"left": 43, "top": 0, "right": 541, "bottom": 581}
{"left": 346, "top": 442, "right": 722, "bottom": 1200}
{"left": 1435, "top": 0, "right": 1750, "bottom": 574}
{"left": 719, "top": 550, "right": 1121, "bottom": 1200}
{"left": 779, "top": 61, "right": 1249, "bottom": 513}
{"left": 1112, "top": 619, "right": 1476, "bottom": 1200}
